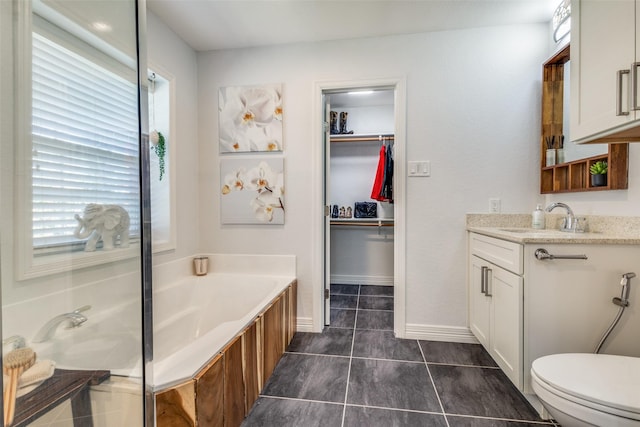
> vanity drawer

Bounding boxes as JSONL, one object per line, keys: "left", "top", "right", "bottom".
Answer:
{"left": 469, "top": 233, "right": 523, "bottom": 275}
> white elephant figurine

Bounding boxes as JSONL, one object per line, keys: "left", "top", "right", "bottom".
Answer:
{"left": 74, "top": 204, "right": 130, "bottom": 252}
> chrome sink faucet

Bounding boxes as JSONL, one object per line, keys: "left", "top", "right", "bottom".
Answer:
{"left": 32, "top": 305, "right": 91, "bottom": 343}
{"left": 545, "top": 202, "right": 577, "bottom": 232}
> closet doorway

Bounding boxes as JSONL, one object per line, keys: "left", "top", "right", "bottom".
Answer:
{"left": 315, "top": 79, "right": 406, "bottom": 337}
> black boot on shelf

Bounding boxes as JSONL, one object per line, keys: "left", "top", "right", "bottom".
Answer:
{"left": 330, "top": 111, "right": 339, "bottom": 135}
{"left": 339, "top": 112, "right": 354, "bottom": 134}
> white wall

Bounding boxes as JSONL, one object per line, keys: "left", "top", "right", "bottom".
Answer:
{"left": 147, "top": 11, "right": 200, "bottom": 264}
{"left": 0, "top": 11, "right": 199, "bottom": 341}
{"left": 197, "top": 24, "right": 549, "bottom": 332}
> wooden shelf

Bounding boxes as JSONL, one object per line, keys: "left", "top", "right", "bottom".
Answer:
{"left": 539, "top": 44, "right": 629, "bottom": 194}
{"left": 330, "top": 134, "right": 394, "bottom": 143}
{"left": 14, "top": 369, "right": 110, "bottom": 427}
{"left": 540, "top": 144, "right": 628, "bottom": 193}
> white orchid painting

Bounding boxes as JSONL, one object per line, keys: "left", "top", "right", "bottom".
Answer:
{"left": 219, "top": 84, "right": 283, "bottom": 153}
{"left": 220, "top": 158, "right": 285, "bottom": 224}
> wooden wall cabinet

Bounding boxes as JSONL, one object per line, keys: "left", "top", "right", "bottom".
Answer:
{"left": 540, "top": 45, "right": 629, "bottom": 194}
{"left": 570, "top": 0, "right": 640, "bottom": 144}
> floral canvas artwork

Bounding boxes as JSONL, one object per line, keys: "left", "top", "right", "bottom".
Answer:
{"left": 218, "top": 84, "right": 283, "bottom": 152}
{"left": 220, "top": 158, "right": 285, "bottom": 224}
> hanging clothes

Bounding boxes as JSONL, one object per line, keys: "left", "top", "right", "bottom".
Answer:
{"left": 381, "top": 142, "right": 393, "bottom": 202}
{"left": 370, "top": 145, "right": 386, "bottom": 200}
{"left": 370, "top": 139, "right": 393, "bottom": 203}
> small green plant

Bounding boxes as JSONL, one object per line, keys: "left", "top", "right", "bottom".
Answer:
{"left": 589, "top": 160, "right": 607, "bottom": 175}
{"left": 151, "top": 131, "right": 166, "bottom": 180}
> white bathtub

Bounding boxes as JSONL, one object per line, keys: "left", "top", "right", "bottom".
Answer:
{"left": 152, "top": 273, "right": 295, "bottom": 390}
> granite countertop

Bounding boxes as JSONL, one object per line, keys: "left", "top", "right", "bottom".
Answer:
{"left": 466, "top": 214, "right": 640, "bottom": 245}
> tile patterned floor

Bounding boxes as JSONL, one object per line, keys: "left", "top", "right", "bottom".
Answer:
{"left": 242, "top": 284, "right": 557, "bottom": 427}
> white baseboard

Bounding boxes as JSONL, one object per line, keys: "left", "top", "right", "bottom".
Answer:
{"left": 296, "top": 317, "right": 314, "bottom": 332}
{"left": 330, "top": 274, "right": 393, "bottom": 286}
{"left": 404, "top": 323, "right": 479, "bottom": 344}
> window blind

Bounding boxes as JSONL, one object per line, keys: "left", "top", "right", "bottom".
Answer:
{"left": 32, "top": 33, "right": 140, "bottom": 249}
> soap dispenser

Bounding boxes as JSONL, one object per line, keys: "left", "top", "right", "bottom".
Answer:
{"left": 532, "top": 204, "right": 545, "bottom": 229}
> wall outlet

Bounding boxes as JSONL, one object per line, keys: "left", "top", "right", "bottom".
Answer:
{"left": 489, "top": 198, "right": 501, "bottom": 213}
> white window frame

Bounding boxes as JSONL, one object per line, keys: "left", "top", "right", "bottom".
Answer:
{"left": 14, "top": 2, "right": 142, "bottom": 280}
{"left": 147, "top": 63, "right": 177, "bottom": 254}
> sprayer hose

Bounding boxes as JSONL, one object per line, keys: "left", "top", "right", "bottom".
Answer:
{"left": 594, "top": 305, "right": 625, "bottom": 354}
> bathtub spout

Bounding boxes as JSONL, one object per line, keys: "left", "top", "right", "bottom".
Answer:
{"left": 32, "top": 305, "right": 91, "bottom": 343}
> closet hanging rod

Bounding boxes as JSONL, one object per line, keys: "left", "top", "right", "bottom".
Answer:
{"left": 330, "top": 221, "right": 394, "bottom": 227}
{"left": 330, "top": 134, "right": 394, "bottom": 143}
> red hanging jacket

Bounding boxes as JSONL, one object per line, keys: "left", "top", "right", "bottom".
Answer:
{"left": 370, "top": 145, "right": 386, "bottom": 200}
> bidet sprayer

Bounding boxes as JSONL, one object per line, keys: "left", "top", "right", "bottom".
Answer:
{"left": 621, "top": 272, "right": 636, "bottom": 286}
{"left": 614, "top": 272, "right": 636, "bottom": 307}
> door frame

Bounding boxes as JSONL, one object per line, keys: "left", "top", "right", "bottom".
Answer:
{"left": 311, "top": 77, "right": 407, "bottom": 337}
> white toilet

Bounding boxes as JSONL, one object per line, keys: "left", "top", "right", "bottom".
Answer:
{"left": 531, "top": 353, "right": 640, "bottom": 426}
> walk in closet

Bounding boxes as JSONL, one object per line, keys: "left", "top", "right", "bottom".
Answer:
{"left": 328, "top": 89, "right": 395, "bottom": 286}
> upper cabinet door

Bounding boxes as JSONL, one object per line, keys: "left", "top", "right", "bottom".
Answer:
{"left": 571, "top": 0, "right": 639, "bottom": 143}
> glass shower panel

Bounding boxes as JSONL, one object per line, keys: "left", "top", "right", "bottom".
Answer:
{"left": 1, "top": 1, "right": 146, "bottom": 426}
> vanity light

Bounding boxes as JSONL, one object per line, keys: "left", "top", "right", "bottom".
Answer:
{"left": 552, "top": 0, "right": 571, "bottom": 43}
{"left": 347, "top": 90, "right": 374, "bottom": 96}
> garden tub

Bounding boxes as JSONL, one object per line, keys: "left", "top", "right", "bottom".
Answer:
{"left": 152, "top": 272, "right": 296, "bottom": 391}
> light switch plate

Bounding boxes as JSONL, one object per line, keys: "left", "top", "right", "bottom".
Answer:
{"left": 408, "top": 161, "right": 431, "bottom": 177}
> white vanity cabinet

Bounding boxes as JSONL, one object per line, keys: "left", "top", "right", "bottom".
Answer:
{"left": 468, "top": 222, "right": 640, "bottom": 417}
{"left": 468, "top": 233, "right": 523, "bottom": 388}
{"left": 571, "top": 0, "right": 640, "bottom": 143}
{"left": 522, "top": 243, "right": 640, "bottom": 395}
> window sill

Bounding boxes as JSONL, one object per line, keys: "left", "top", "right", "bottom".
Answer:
{"left": 17, "top": 243, "right": 141, "bottom": 281}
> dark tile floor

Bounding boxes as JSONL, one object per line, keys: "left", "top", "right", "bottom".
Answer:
{"left": 242, "top": 284, "right": 557, "bottom": 427}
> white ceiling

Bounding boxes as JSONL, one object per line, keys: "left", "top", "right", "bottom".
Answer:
{"left": 146, "top": 0, "right": 557, "bottom": 52}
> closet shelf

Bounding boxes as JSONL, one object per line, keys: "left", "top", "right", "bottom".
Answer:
{"left": 330, "top": 134, "right": 394, "bottom": 143}
{"left": 330, "top": 218, "right": 394, "bottom": 227}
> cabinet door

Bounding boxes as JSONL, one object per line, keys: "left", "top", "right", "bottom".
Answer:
{"left": 571, "top": 0, "right": 637, "bottom": 142}
{"left": 636, "top": 0, "right": 640, "bottom": 108}
{"left": 490, "top": 265, "right": 523, "bottom": 389}
{"left": 469, "top": 255, "right": 491, "bottom": 349}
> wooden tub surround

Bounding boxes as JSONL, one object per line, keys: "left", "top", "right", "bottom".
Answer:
{"left": 155, "top": 280, "right": 297, "bottom": 427}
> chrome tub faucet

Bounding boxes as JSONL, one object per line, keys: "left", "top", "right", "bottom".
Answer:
{"left": 32, "top": 305, "right": 91, "bottom": 343}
